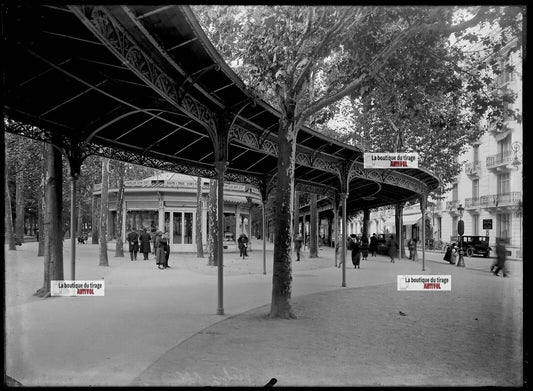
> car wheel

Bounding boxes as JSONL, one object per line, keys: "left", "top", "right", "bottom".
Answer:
{"left": 466, "top": 248, "right": 473, "bottom": 257}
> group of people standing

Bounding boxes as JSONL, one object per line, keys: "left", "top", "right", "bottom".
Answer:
{"left": 338, "top": 233, "right": 382, "bottom": 269}
{"left": 126, "top": 227, "right": 170, "bottom": 269}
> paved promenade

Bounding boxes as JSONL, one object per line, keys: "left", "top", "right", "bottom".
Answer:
{"left": 4, "top": 240, "right": 523, "bottom": 387}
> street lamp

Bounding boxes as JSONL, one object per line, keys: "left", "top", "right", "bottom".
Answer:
{"left": 456, "top": 204, "right": 465, "bottom": 267}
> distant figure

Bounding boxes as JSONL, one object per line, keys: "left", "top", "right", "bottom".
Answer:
{"left": 156, "top": 232, "right": 169, "bottom": 269}
{"left": 127, "top": 229, "right": 139, "bottom": 261}
{"left": 294, "top": 233, "right": 303, "bottom": 262}
{"left": 361, "top": 235, "right": 369, "bottom": 261}
{"left": 408, "top": 238, "right": 417, "bottom": 261}
{"left": 351, "top": 235, "right": 361, "bottom": 269}
{"left": 338, "top": 236, "right": 353, "bottom": 268}
{"left": 387, "top": 234, "right": 398, "bottom": 263}
{"left": 493, "top": 239, "right": 508, "bottom": 277}
{"left": 237, "top": 233, "right": 249, "bottom": 259}
{"left": 139, "top": 228, "right": 152, "bottom": 260}
{"left": 369, "top": 233, "right": 378, "bottom": 257}
{"left": 443, "top": 243, "right": 455, "bottom": 264}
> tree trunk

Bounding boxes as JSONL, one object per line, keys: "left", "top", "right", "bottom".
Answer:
{"left": 91, "top": 192, "right": 99, "bottom": 244}
{"left": 37, "top": 143, "right": 45, "bottom": 256}
{"left": 196, "top": 177, "right": 204, "bottom": 258}
{"left": 4, "top": 142, "right": 16, "bottom": 250}
{"left": 99, "top": 158, "right": 109, "bottom": 266}
{"left": 293, "top": 190, "right": 300, "bottom": 237}
{"left": 309, "top": 193, "right": 318, "bottom": 258}
{"left": 270, "top": 116, "right": 297, "bottom": 319}
{"left": 35, "top": 142, "right": 63, "bottom": 298}
{"left": 15, "top": 169, "right": 25, "bottom": 243}
{"left": 114, "top": 161, "right": 125, "bottom": 257}
{"left": 207, "top": 179, "right": 217, "bottom": 266}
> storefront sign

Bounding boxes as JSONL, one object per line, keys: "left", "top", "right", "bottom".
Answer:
{"left": 364, "top": 153, "right": 418, "bottom": 169}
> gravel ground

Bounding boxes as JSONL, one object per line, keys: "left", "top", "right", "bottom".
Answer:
{"left": 5, "top": 240, "right": 524, "bottom": 387}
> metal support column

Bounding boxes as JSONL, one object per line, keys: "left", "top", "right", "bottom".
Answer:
{"left": 340, "top": 192, "right": 348, "bottom": 287}
{"left": 70, "top": 176, "right": 77, "bottom": 280}
{"left": 215, "top": 161, "right": 227, "bottom": 315}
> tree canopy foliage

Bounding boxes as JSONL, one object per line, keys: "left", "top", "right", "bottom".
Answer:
{"left": 194, "top": 5, "right": 523, "bottom": 194}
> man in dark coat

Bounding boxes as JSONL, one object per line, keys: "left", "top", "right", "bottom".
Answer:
{"left": 139, "top": 228, "right": 151, "bottom": 260}
{"left": 237, "top": 233, "right": 249, "bottom": 259}
{"left": 369, "top": 233, "right": 378, "bottom": 257}
{"left": 127, "top": 229, "right": 139, "bottom": 261}
{"left": 387, "top": 234, "right": 398, "bottom": 263}
{"left": 294, "top": 233, "right": 303, "bottom": 262}
{"left": 493, "top": 239, "right": 508, "bottom": 277}
{"left": 351, "top": 235, "right": 362, "bottom": 269}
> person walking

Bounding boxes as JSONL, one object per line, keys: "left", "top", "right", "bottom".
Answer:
{"left": 408, "top": 238, "right": 417, "bottom": 261}
{"left": 387, "top": 234, "right": 398, "bottom": 263}
{"left": 237, "top": 233, "right": 249, "bottom": 259}
{"left": 493, "top": 238, "right": 508, "bottom": 277}
{"left": 139, "top": 228, "right": 151, "bottom": 260}
{"left": 156, "top": 232, "right": 169, "bottom": 269}
{"left": 338, "top": 236, "right": 353, "bottom": 268}
{"left": 361, "top": 234, "right": 369, "bottom": 261}
{"left": 294, "top": 233, "right": 303, "bottom": 262}
{"left": 369, "top": 233, "right": 378, "bottom": 257}
{"left": 351, "top": 235, "right": 362, "bottom": 269}
{"left": 126, "top": 228, "right": 139, "bottom": 261}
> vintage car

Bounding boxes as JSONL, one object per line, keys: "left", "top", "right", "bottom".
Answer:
{"left": 453, "top": 235, "right": 492, "bottom": 257}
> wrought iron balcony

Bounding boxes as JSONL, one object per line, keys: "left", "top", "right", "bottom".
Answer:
{"left": 486, "top": 150, "right": 517, "bottom": 171}
{"left": 479, "top": 192, "right": 522, "bottom": 209}
{"left": 446, "top": 200, "right": 460, "bottom": 214}
{"left": 464, "top": 197, "right": 480, "bottom": 209}
{"left": 464, "top": 161, "right": 481, "bottom": 177}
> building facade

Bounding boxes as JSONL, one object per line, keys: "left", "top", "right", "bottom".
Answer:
{"left": 93, "top": 173, "right": 262, "bottom": 252}
{"left": 433, "top": 38, "right": 523, "bottom": 258}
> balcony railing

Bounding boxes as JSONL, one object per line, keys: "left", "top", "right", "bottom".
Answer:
{"left": 464, "top": 197, "right": 480, "bottom": 208}
{"left": 446, "top": 200, "right": 460, "bottom": 213}
{"left": 486, "top": 150, "right": 514, "bottom": 170}
{"left": 464, "top": 161, "right": 481, "bottom": 176}
{"left": 479, "top": 192, "right": 522, "bottom": 208}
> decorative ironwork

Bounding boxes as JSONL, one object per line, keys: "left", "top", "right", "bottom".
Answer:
{"left": 230, "top": 123, "right": 340, "bottom": 175}
{"left": 349, "top": 163, "right": 427, "bottom": 194}
{"left": 295, "top": 182, "right": 336, "bottom": 197}
{"left": 73, "top": 6, "right": 217, "bottom": 134}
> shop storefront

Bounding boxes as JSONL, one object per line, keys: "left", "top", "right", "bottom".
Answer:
{"left": 93, "top": 173, "right": 261, "bottom": 252}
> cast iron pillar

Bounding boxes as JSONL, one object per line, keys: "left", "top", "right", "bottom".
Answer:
{"left": 214, "top": 161, "right": 227, "bottom": 315}
{"left": 340, "top": 192, "right": 348, "bottom": 287}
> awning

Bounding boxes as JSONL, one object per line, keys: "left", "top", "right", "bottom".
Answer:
{"left": 403, "top": 213, "right": 422, "bottom": 226}
{"left": 224, "top": 196, "right": 249, "bottom": 204}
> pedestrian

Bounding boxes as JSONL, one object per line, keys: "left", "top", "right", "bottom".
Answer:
{"left": 139, "top": 227, "right": 151, "bottom": 260}
{"left": 163, "top": 232, "right": 171, "bottom": 268}
{"left": 338, "top": 236, "right": 353, "bottom": 268}
{"left": 150, "top": 227, "right": 158, "bottom": 256}
{"left": 408, "top": 238, "right": 417, "bottom": 261}
{"left": 443, "top": 243, "right": 454, "bottom": 264}
{"left": 351, "top": 235, "right": 362, "bottom": 269}
{"left": 294, "top": 233, "right": 303, "bottom": 262}
{"left": 387, "top": 234, "right": 398, "bottom": 263}
{"left": 369, "top": 233, "right": 378, "bottom": 256}
{"left": 153, "top": 230, "right": 162, "bottom": 259}
{"left": 493, "top": 238, "right": 508, "bottom": 277}
{"left": 237, "top": 233, "right": 249, "bottom": 259}
{"left": 126, "top": 228, "right": 139, "bottom": 261}
{"left": 361, "top": 234, "right": 369, "bottom": 261}
{"left": 156, "top": 232, "right": 167, "bottom": 269}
